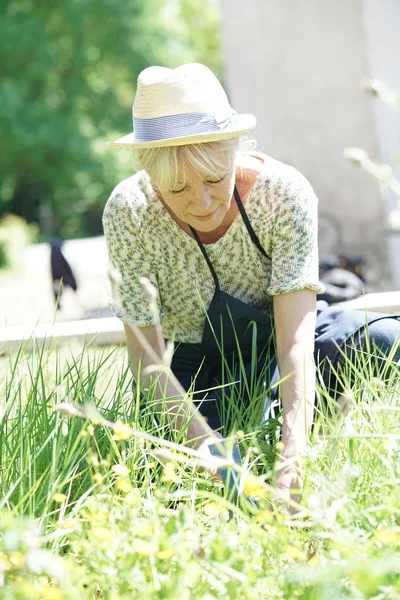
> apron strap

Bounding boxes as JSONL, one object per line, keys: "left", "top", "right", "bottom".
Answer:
{"left": 189, "top": 225, "right": 221, "bottom": 296}
{"left": 189, "top": 186, "right": 271, "bottom": 296}
{"left": 234, "top": 187, "right": 271, "bottom": 261}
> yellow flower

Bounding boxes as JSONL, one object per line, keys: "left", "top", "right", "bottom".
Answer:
{"left": 375, "top": 529, "right": 400, "bottom": 545}
{"left": 124, "top": 492, "right": 140, "bottom": 507}
{"left": 93, "top": 473, "right": 104, "bottom": 484}
{"left": 161, "top": 462, "right": 182, "bottom": 484}
{"left": 38, "top": 585, "right": 64, "bottom": 600}
{"left": 255, "top": 510, "right": 274, "bottom": 524}
{"left": 85, "top": 510, "right": 108, "bottom": 522}
{"left": 115, "top": 478, "right": 131, "bottom": 493}
{"left": 90, "top": 455, "right": 100, "bottom": 467}
{"left": 243, "top": 474, "right": 267, "bottom": 499}
{"left": 157, "top": 548, "right": 174, "bottom": 560}
{"left": 203, "top": 502, "right": 228, "bottom": 518}
{"left": 262, "top": 524, "right": 278, "bottom": 534}
{"left": 132, "top": 539, "right": 155, "bottom": 556}
{"left": 61, "top": 558, "right": 74, "bottom": 572}
{"left": 146, "top": 461, "right": 157, "bottom": 469}
{"left": 308, "top": 554, "right": 319, "bottom": 566}
{"left": 112, "top": 464, "right": 130, "bottom": 477}
{"left": 52, "top": 493, "right": 67, "bottom": 503}
{"left": 56, "top": 518, "right": 78, "bottom": 530}
{"left": 0, "top": 553, "right": 11, "bottom": 571}
{"left": 162, "top": 452, "right": 186, "bottom": 462}
{"left": 134, "top": 522, "right": 153, "bottom": 537}
{"left": 91, "top": 527, "right": 114, "bottom": 541}
{"left": 8, "top": 552, "right": 25, "bottom": 569}
{"left": 113, "top": 421, "right": 132, "bottom": 441}
{"left": 285, "top": 545, "right": 304, "bottom": 560}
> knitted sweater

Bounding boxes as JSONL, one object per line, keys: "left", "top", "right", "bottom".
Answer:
{"left": 102, "top": 153, "right": 324, "bottom": 343}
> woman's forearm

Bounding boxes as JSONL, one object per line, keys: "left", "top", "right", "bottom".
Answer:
{"left": 272, "top": 290, "right": 317, "bottom": 459}
{"left": 277, "top": 343, "right": 316, "bottom": 458}
{"left": 124, "top": 323, "right": 214, "bottom": 447}
{"left": 142, "top": 367, "right": 214, "bottom": 445}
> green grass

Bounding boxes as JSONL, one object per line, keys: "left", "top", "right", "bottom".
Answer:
{"left": 0, "top": 339, "right": 399, "bottom": 599}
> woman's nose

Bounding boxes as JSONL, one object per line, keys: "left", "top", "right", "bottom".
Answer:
{"left": 194, "top": 186, "right": 213, "bottom": 209}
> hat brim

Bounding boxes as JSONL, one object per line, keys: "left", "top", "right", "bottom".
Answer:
{"left": 106, "top": 114, "right": 256, "bottom": 149}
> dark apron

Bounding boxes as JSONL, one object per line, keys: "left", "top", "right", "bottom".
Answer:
{"left": 170, "top": 187, "right": 399, "bottom": 430}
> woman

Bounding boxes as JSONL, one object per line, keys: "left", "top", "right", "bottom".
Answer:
{"left": 103, "top": 63, "right": 399, "bottom": 504}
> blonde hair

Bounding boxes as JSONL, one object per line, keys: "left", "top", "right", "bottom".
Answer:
{"left": 132, "top": 136, "right": 255, "bottom": 190}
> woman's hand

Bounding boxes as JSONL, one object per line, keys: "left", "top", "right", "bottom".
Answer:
{"left": 275, "top": 462, "right": 303, "bottom": 513}
{"left": 194, "top": 433, "right": 225, "bottom": 481}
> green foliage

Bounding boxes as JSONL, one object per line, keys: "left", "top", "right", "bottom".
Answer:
{"left": 0, "top": 0, "right": 221, "bottom": 239}
{"left": 0, "top": 341, "right": 400, "bottom": 598}
{"left": 0, "top": 214, "right": 38, "bottom": 270}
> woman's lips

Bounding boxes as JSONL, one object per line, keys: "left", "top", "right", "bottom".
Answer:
{"left": 189, "top": 208, "right": 218, "bottom": 221}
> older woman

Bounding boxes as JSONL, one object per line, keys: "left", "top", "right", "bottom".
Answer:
{"left": 103, "top": 63, "right": 400, "bottom": 503}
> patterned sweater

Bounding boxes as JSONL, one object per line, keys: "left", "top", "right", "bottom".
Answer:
{"left": 102, "top": 153, "right": 324, "bottom": 343}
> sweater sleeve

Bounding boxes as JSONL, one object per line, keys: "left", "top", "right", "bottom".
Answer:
{"left": 266, "top": 169, "right": 324, "bottom": 295}
{"left": 102, "top": 189, "right": 163, "bottom": 326}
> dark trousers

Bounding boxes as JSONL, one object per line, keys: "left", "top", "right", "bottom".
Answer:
{"left": 136, "top": 316, "right": 400, "bottom": 433}
{"left": 170, "top": 318, "right": 400, "bottom": 431}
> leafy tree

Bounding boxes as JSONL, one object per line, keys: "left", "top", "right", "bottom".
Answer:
{"left": 0, "top": 0, "right": 221, "bottom": 239}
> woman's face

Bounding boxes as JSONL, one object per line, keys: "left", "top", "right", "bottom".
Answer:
{"left": 157, "top": 161, "right": 236, "bottom": 232}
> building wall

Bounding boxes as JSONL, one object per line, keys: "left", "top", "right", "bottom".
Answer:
{"left": 363, "top": 0, "right": 400, "bottom": 286}
{"left": 220, "top": 0, "right": 399, "bottom": 287}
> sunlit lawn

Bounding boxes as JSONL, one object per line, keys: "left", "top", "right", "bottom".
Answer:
{"left": 0, "top": 339, "right": 400, "bottom": 599}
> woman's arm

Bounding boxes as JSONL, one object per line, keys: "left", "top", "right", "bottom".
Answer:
{"left": 272, "top": 289, "right": 317, "bottom": 502}
{"left": 124, "top": 323, "right": 220, "bottom": 450}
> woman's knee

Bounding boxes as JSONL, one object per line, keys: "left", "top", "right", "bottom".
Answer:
{"left": 358, "top": 319, "right": 400, "bottom": 361}
{"left": 322, "top": 318, "right": 400, "bottom": 399}
{"left": 341, "top": 318, "right": 400, "bottom": 383}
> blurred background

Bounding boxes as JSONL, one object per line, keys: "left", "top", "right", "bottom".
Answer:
{"left": 1, "top": 0, "right": 399, "bottom": 328}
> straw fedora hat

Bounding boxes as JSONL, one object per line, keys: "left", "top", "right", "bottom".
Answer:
{"left": 107, "top": 63, "right": 256, "bottom": 149}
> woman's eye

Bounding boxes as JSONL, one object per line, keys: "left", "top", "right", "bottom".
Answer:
{"left": 206, "top": 176, "right": 226, "bottom": 185}
{"left": 170, "top": 187, "right": 187, "bottom": 194}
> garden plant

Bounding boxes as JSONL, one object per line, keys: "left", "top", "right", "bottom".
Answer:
{"left": 0, "top": 310, "right": 399, "bottom": 599}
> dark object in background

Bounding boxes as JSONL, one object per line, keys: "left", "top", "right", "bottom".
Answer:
{"left": 318, "top": 254, "right": 365, "bottom": 305}
{"left": 50, "top": 237, "right": 78, "bottom": 310}
{"left": 337, "top": 254, "right": 366, "bottom": 282}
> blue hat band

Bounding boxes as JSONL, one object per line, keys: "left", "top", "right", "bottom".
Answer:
{"left": 133, "top": 112, "right": 235, "bottom": 142}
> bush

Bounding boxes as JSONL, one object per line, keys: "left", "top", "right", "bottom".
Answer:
{"left": 0, "top": 214, "right": 38, "bottom": 270}
{"left": 0, "top": 240, "right": 8, "bottom": 269}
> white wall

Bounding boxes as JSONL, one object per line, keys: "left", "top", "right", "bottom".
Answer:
{"left": 363, "top": 0, "right": 400, "bottom": 286}
{"left": 221, "top": 0, "right": 399, "bottom": 287}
